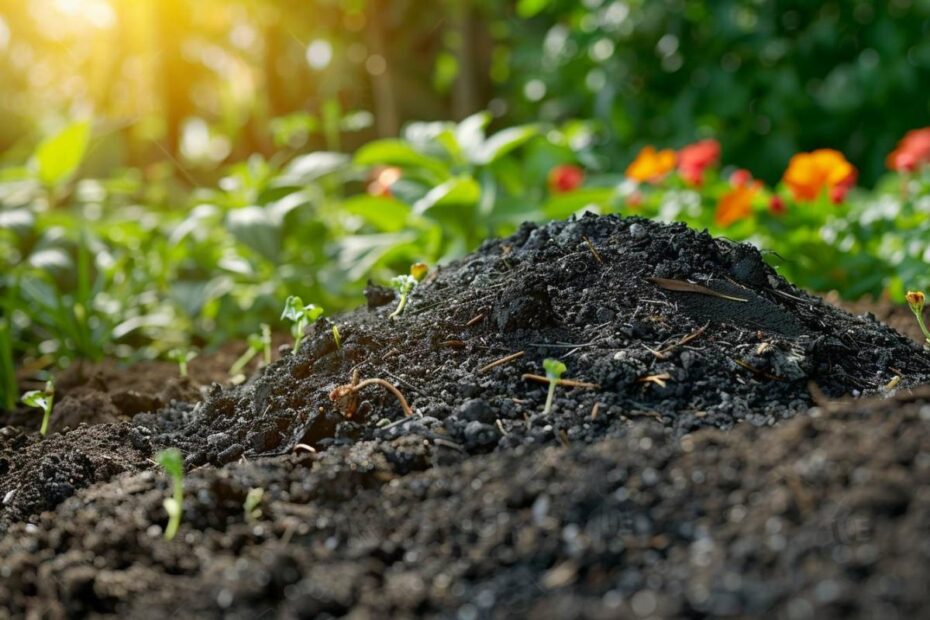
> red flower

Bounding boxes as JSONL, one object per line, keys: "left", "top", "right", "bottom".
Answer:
{"left": 729, "top": 168, "right": 752, "bottom": 187}
{"left": 886, "top": 128, "right": 930, "bottom": 172}
{"left": 627, "top": 190, "right": 643, "bottom": 209}
{"left": 769, "top": 195, "right": 786, "bottom": 215}
{"left": 678, "top": 139, "right": 720, "bottom": 186}
{"left": 548, "top": 164, "right": 585, "bottom": 193}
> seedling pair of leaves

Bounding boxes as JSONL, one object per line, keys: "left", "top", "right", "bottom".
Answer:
{"left": 168, "top": 348, "right": 196, "bottom": 378}
{"left": 230, "top": 323, "right": 272, "bottom": 375}
{"left": 281, "top": 296, "right": 324, "bottom": 354}
{"left": 21, "top": 380, "right": 55, "bottom": 436}
{"left": 389, "top": 262, "right": 428, "bottom": 320}
{"left": 156, "top": 448, "right": 184, "bottom": 541}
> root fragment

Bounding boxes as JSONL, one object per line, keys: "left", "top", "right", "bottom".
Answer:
{"left": 330, "top": 372, "right": 414, "bottom": 418}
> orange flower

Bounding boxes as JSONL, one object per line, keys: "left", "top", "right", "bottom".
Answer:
{"left": 367, "top": 166, "right": 402, "bottom": 197}
{"left": 886, "top": 128, "right": 930, "bottom": 172}
{"left": 715, "top": 184, "right": 757, "bottom": 227}
{"left": 626, "top": 146, "right": 677, "bottom": 183}
{"left": 782, "top": 149, "right": 856, "bottom": 202}
{"left": 677, "top": 139, "right": 720, "bottom": 186}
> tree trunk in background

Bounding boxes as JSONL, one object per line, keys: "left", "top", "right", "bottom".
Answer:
{"left": 451, "top": 0, "right": 477, "bottom": 120}
{"left": 366, "top": 0, "right": 399, "bottom": 137}
{"left": 263, "top": 18, "right": 286, "bottom": 119}
{"left": 154, "top": 0, "right": 191, "bottom": 155}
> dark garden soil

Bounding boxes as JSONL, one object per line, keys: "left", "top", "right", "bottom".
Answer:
{"left": 2, "top": 214, "right": 930, "bottom": 618}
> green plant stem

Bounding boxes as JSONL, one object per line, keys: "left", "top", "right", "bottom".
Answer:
{"left": 230, "top": 347, "right": 258, "bottom": 375}
{"left": 165, "top": 480, "right": 183, "bottom": 541}
{"left": 911, "top": 307, "right": 930, "bottom": 343}
{"left": 543, "top": 381, "right": 557, "bottom": 415}
{"left": 262, "top": 325, "right": 272, "bottom": 365}
{"left": 40, "top": 402, "right": 52, "bottom": 436}
{"left": 389, "top": 293, "right": 408, "bottom": 320}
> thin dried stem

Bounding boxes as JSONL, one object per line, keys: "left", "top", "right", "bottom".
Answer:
{"left": 330, "top": 377, "right": 413, "bottom": 417}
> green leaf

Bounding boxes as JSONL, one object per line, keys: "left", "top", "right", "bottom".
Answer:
{"left": 517, "top": 0, "right": 550, "bottom": 18}
{"left": 34, "top": 120, "right": 91, "bottom": 186}
{"left": 473, "top": 125, "right": 540, "bottom": 165}
{"left": 355, "top": 139, "right": 450, "bottom": 180}
{"left": 226, "top": 206, "right": 281, "bottom": 262}
{"left": 413, "top": 177, "right": 481, "bottom": 215}
{"left": 277, "top": 152, "right": 349, "bottom": 185}
{"left": 543, "top": 358, "right": 566, "bottom": 380}
{"left": 21, "top": 389, "right": 50, "bottom": 411}
{"left": 341, "top": 195, "right": 412, "bottom": 232}
{"left": 156, "top": 448, "right": 184, "bottom": 481}
{"left": 542, "top": 188, "right": 616, "bottom": 220}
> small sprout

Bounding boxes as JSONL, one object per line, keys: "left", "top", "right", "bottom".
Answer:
{"left": 230, "top": 323, "right": 272, "bottom": 376}
{"left": 244, "top": 487, "right": 264, "bottom": 523}
{"left": 332, "top": 324, "right": 342, "bottom": 349}
{"left": 261, "top": 323, "right": 272, "bottom": 366}
{"left": 906, "top": 290, "right": 930, "bottom": 344}
{"left": 281, "top": 296, "right": 324, "bottom": 354}
{"left": 389, "top": 263, "right": 428, "bottom": 320}
{"left": 542, "top": 358, "right": 566, "bottom": 415}
{"left": 156, "top": 448, "right": 184, "bottom": 541}
{"left": 168, "top": 348, "right": 196, "bottom": 378}
{"left": 22, "top": 380, "right": 55, "bottom": 436}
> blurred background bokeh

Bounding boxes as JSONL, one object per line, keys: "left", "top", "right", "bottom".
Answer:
{"left": 2, "top": 0, "right": 930, "bottom": 185}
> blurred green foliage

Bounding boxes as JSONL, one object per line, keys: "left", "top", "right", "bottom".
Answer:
{"left": 505, "top": 0, "right": 930, "bottom": 185}
{"left": 2, "top": 1, "right": 929, "bottom": 184}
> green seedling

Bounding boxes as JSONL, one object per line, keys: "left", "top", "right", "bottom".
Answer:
{"left": 281, "top": 296, "right": 323, "bottom": 354}
{"left": 389, "top": 262, "right": 428, "bottom": 320}
{"left": 332, "top": 324, "right": 342, "bottom": 349}
{"left": 22, "top": 380, "right": 55, "bottom": 436}
{"left": 230, "top": 323, "right": 272, "bottom": 375}
{"left": 542, "top": 358, "right": 566, "bottom": 415}
{"left": 168, "top": 348, "right": 196, "bottom": 378}
{"left": 244, "top": 487, "right": 264, "bottom": 523}
{"left": 907, "top": 291, "right": 930, "bottom": 344}
{"left": 156, "top": 448, "right": 184, "bottom": 541}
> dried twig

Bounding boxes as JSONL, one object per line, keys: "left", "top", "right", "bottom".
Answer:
{"left": 522, "top": 374, "right": 599, "bottom": 389}
{"left": 637, "top": 373, "right": 672, "bottom": 388}
{"left": 649, "top": 277, "right": 748, "bottom": 303}
{"left": 330, "top": 371, "right": 413, "bottom": 417}
{"left": 583, "top": 235, "right": 604, "bottom": 264}
{"left": 465, "top": 313, "right": 486, "bottom": 327}
{"left": 478, "top": 351, "right": 525, "bottom": 374}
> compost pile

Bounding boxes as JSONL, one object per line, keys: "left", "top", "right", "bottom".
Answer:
{"left": 2, "top": 214, "right": 929, "bottom": 618}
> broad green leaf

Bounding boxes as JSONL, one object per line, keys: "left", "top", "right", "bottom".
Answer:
{"left": 34, "top": 121, "right": 91, "bottom": 186}
{"left": 473, "top": 124, "right": 540, "bottom": 165}
{"left": 517, "top": 0, "right": 550, "bottom": 17}
{"left": 277, "top": 152, "right": 349, "bottom": 185}
{"left": 542, "top": 187, "right": 616, "bottom": 219}
{"left": 354, "top": 140, "right": 450, "bottom": 179}
{"left": 413, "top": 177, "right": 481, "bottom": 215}
{"left": 226, "top": 206, "right": 281, "bottom": 262}
{"left": 335, "top": 230, "right": 420, "bottom": 281}
{"left": 341, "top": 195, "right": 412, "bottom": 232}
{"left": 455, "top": 112, "right": 491, "bottom": 160}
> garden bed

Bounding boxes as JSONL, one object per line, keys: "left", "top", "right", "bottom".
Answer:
{"left": 2, "top": 214, "right": 929, "bottom": 617}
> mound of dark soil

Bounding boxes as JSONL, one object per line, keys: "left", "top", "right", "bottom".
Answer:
{"left": 2, "top": 214, "right": 929, "bottom": 617}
